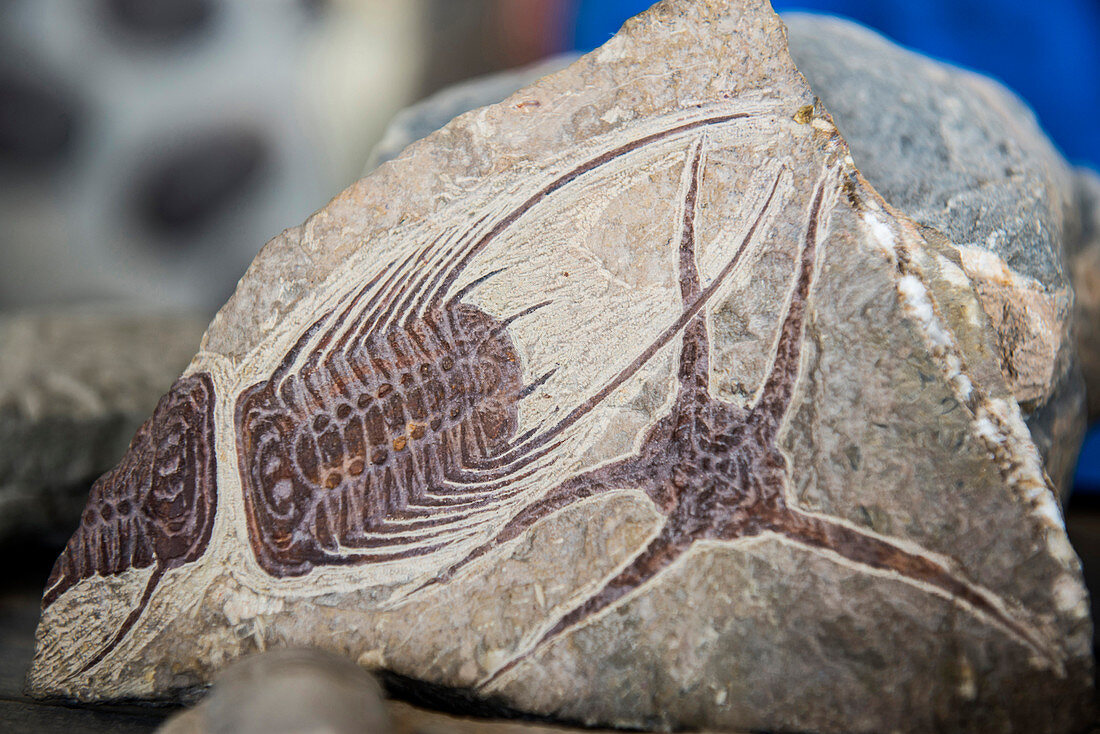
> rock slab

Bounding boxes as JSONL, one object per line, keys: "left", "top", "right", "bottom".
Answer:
{"left": 29, "top": 2, "right": 1093, "bottom": 732}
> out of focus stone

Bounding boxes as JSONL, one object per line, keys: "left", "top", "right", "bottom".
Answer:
{"left": 158, "top": 647, "right": 618, "bottom": 734}
{"left": 386, "top": 702, "right": 621, "bottom": 734}
{"left": 1068, "top": 168, "right": 1100, "bottom": 422}
{"left": 157, "top": 648, "right": 391, "bottom": 734}
{"left": 30, "top": 2, "right": 1093, "bottom": 732}
{"left": 0, "top": 308, "right": 205, "bottom": 543}
{"left": 367, "top": 14, "right": 1089, "bottom": 495}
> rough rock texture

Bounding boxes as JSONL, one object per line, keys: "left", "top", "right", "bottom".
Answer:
{"left": 1069, "top": 168, "right": 1100, "bottom": 421}
{"left": 364, "top": 55, "right": 579, "bottom": 174}
{"left": 366, "top": 14, "right": 1089, "bottom": 496}
{"left": 29, "top": 2, "right": 1093, "bottom": 732}
{"left": 0, "top": 309, "right": 206, "bottom": 544}
{"left": 783, "top": 13, "right": 1088, "bottom": 499}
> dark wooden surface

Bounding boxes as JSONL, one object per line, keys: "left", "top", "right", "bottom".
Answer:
{"left": 3, "top": 498, "right": 1100, "bottom": 734}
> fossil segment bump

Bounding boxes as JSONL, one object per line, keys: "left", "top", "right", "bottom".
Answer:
{"left": 41, "top": 372, "right": 218, "bottom": 673}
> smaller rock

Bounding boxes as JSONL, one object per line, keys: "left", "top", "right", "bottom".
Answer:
{"left": 0, "top": 308, "right": 205, "bottom": 544}
{"left": 157, "top": 648, "right": 391, "bottom": 734}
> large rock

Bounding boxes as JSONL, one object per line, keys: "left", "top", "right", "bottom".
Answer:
{"left": 367, "top": 14, "right": 1090, "bottom": 496}
{"left": 0, "top": 309, "right": 206, "bottom": 544}
{"left": 29, "top": 2, "right": 1092, "bottom": 732}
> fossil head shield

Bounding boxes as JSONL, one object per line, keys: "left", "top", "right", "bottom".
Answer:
{"left": 29, "top": 1, "right": 1092, "bottom": 732}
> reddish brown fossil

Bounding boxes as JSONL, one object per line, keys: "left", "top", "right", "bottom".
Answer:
{"left": 234, "top": 113, "right": 751, "bottom": 578}
{"left": 235, "top": 118, "right": 1050, "bottom": 682}
{"left": 423, "top": 147, "right": 1052, "bottom": 682}
{"left": 42, "top": 372, "right": 217, "bottom": 673}
{"left": 236, "top": 293, "right": 529, "bottom": 577}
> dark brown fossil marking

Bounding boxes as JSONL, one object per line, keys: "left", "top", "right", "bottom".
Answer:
{"left": 43, "top": 372, "right": 218, "bottom": 674}
{"left": 426, "top": 150, "right": 1051, "bottom": 684}
{"left": 236, "top": 294, "right": 529, "bottom": 576}
{"left": 235, "top": 112, "right": 1048, "bottom": 681}
{"left": 235, "top": 112, "right": 754, "bottom": 578}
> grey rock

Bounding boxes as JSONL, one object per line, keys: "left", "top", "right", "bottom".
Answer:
{"left": 366, "top": 14, "right": 1088, "bottom": 496}
{"left": 0, "top": 308, "right": 205, "bottom": 544}
{"left": 783, "top": 14, "right": 1075, "bottom": 290}
{"left": 784, "top": 13, "right": 1085, "bottom": 494}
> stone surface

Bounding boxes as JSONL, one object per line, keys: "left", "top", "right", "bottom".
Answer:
{"left": 366, "top": 13, "right": 1089, "bottom": 497}
{"left": 783, "top": 13, "right": 1088, "bottom": 499}
{"left": 0, "top": 309, "right": 206, "bottom": 544}
{"left": 28, "top": 2, "right": 1093, "bottom": 733}
{"left": 364, "top": 54, "right": 579, "bottom": 174}
{"left": 1069, "top": 168, "right": 1100, "bottom": 422}
{"left": 0, "top": 587, "right": 640, "bottom": 734}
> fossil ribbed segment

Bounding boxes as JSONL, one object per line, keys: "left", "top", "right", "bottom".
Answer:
{"left": 41, "top": 372, "right": 217, "bottom": 670}
{"left": 237, "top": 300, "right": 524, "bottom": 577}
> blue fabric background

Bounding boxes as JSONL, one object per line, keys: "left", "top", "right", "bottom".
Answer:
{"left": 570, "top": 0, "right": 1100, "bottom": 493}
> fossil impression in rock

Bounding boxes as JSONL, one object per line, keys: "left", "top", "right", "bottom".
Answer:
{"left": 31, "top": 1, "right": 1091, "bottom": 732}
{"left": 367, "top": 13, "right": 1094, "bottom": 500}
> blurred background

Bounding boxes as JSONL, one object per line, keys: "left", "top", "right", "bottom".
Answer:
{"left": 1, "top": 0, "right": 1098, "bottom": 489}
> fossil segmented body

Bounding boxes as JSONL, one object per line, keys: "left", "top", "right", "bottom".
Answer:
{"left": 234, "top": 112, "right": 757, "bottom": 577}
{"left": 236, "top": 296, "right": 528, "bottom": 577}
{"left": 42, "top": 372, "right": 217, "bottom": 672}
